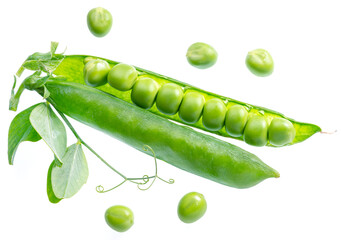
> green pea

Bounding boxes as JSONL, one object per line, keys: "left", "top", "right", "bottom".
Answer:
{"left": 179, "top": 92, "right": 205, "bottom": 124}
{"left": 83, "top": 59, "right": 110, "bottom": 87}
{"left": 202, "top": 98, "right": 226, "bottom": 131}
{"left": 131, "top": 77, "right": 159, "bottom": 109}
{"left": 107, "top": 63, "right": 138, "bottom": 91}
{"left": 178, "top": 192, "right": 207, "bottom": 223}
{"left": 245, "top": 49, "right": 274, "bottom": 77}
{"left": 268, "top": 118, "right": 296, "bottom": 146}
{"left": 87, "top": 7, "right": 113, "bottom": 37}
{"left": 156, "top": 83, "right": 184, "bottom": 115}
{"left": 186, "top": 42, "right": 218, "bottom": 69}
{"left": 225, "top": 105, "right": 248, "bottom": 137}
{"left": 243, "top": 116, "right": 268, "bottom": 146}
{"left": 104, "top": 205, "right": 134, "bottom": 232}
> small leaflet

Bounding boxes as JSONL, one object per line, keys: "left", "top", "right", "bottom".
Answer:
{"left": 23, "top": 71, "right": 50, "bottom": 90}
{"left": 47, "top": 159, "right": 62, "bottom": 204}
{"left": 51, "top": 143, "right": 89, "bottom": 199}
{"left": 50, "top": 42, "right": 59, "bottom": 56}
{"left": 29, "top": 103, "right": 67, "bottom": 164}
{"left": 8, "top": 104, "right": 42, "bottom": 165}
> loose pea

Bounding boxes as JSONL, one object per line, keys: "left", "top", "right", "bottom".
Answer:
{"left": 107, "top": 63, "right": 138, "bottom": 91}
{"left": 179, "top": 92, "right": 205, "bottom": 124}
{"left": 83, "top": 59, "right": 110, "bottom": 87}
{"left": 268, "top": 118, "right": 296, "bottom": 146}
{"left": 186, "top": 42, "right": 218, "bottom": 69}
{"left": 202, "top": 98, "right": 226, "bottom": 131}
{"left": 87, "top": 7, "right": 113, "bottom": 37}
{"left": 156, "top": 83, "right": 183, "bottom": 115}
{"left": 225, "top": 105, "right": 248, "bottom": 137}
{"left": 131, "top": 77, "right": 159, "bottom": 109}
{"left": 245, "top": 49, "right": 274, "bottom": 77}
{"left": 104, "top": 205, "right": 134, "bottom": 232}
{"left": 243, "top": 116, "right": 268, "bottom": 146}
{"left": 177, "top": 192, "right": 207, "bottom": 223}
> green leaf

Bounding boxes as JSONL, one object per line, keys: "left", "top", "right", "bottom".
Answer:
{"left": 47, "top": 159, "right": 62, "bottom": 203}
{"left": 29, "top": 103, "right": 67, "bottom": 164}
{"left": 51, "top": 143, "right": 88, "bottom": 198}
{"left": 17, "top": 42, "right": 64, "bottom": 76}
{"left": 27, "top": 52, "right": 53, "bottom": 61}
{"left": 22, "top": 60, "right": 42, "bottom": 71}
{"left": 50, "top": 42, "right": 59, "bottom": 56}
{"left": 43, "top": 85, "right": 50, "bottom": 99}
{"left": 8, "top": 104, "right": 42, "bottom": 165}
{"left": 40, "top": 59, "right": 64, "bottom": 73}
{"left": 23, "top": 71, "right": 50, "bottom": 90}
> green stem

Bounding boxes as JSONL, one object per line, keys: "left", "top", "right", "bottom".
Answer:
{"left": 48, "top": 100, "right": 172, "bottom": 192}
{"left": 127, "top": 176, "right": 155, "bottom": 181}
{"left": 16, "top": 66, "right": 25, "bottom": 77}
{"left": 54, "top": 108, "right": 128, "bottom": 180}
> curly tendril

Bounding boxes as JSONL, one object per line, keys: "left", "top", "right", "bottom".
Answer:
{"left": 95, "top": 145, "right": 174, "bottom": 193}
{"left": 96, "top": 180, "right": 127, "bottom": 193}
{"left": 53, "top": 109, "right": 174, "bottom": 195}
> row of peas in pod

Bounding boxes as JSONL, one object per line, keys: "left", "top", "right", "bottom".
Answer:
{"left": 83, "top": 59, "right": 296, "bottom": 147}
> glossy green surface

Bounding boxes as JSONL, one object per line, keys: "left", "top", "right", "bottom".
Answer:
{"left": 108, "top": 63, "right": 137, "bottom": 91}
{"left": 225, "top": 105, "right": 248, "bottom": 137}
{"left": 177, "top": 192, "right": 207, "bottom": 223}
{"left": 179, "top": 91, "right": 205, "bottom": 124}
{"left": 202, "top": 98, "right": 226, "bottom": 131}
{"left": 87, "top": 7, "right": 112, "bottom": 37}
{"left": 246, "top": 49, "right": 274, "bottom": 77}
{"left": 44, "top": 80, "right": 279, "bottom": 188}
{"left": 156, "top": 83, "right": 183, "bottom": 115}
{"left": 54, "top": 55, "right": 321, "bottom": 147}
{"left": 244, "top": 116, "right": 268, "bottom": 147}
{"left": 269, "top": 118, "right": 296, "bottom": 146}
{"left": 105, "top": 205, "right": 134, "bottom": 232}
{"left": 186, "top": 42, "right": 218, "bottom": 69}
{"left": 83, "top": 59, "right": 110, "bottom": 87}
{"left": 131, "top": 77, "right": 159, "bottom": 109}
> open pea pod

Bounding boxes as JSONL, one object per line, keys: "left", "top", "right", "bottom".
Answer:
{"left": 54, "top": 55, "right": 321, "bottom": 147}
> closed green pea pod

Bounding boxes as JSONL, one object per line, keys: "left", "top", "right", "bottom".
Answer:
{"left": 225, "top": 105, "right": 248, "bottom": 137}
{"left": 131, "top": 77, "right": 159, "bottom": 109}
{"left": 244, "top": 116, "right": 268, "bottom": 146}
{"left": 107, "top": 63, "right": 138, "bottom": 91}
{"left": 156, "top": 83, "right": 183, "bottom": 115}
{"left": 179, "top": 92, "right": 205, "bottom": 124}
{"left": 83, "top": 59, "right": 110, "bottom": 87}
{"left": 202, "top": 98, "right": 226, "bottom": 131}
{"left": 43, "top": 80, "right": 279, "bottom": 189}
{"left": 268, "top": 118, "right": 296, "bottom": 146}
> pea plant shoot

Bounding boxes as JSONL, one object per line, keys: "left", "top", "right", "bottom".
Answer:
{"left": 8, "top": 42, "right": 174, "bottom": 203}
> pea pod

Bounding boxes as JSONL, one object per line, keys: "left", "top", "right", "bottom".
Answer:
{"left": 41, "top": 80, "right": 279, "bottom": 189}
{"left": 54, "top": 55, "right": 321, "bottom": 147}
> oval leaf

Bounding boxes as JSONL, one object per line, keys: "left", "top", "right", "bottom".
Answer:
{"left": 8, "top": 104, "right": 43, "bottom": 165}
{"left": 47, "top": 159, "right": 62, "bottom": 204}
{"left": 51, "top": 143, "right": 88, "bottom": 199}
{"left": 29, "top": 103, "right": 67, "bottom": 164}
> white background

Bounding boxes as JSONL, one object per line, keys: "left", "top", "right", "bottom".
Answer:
{"left": 1, "top": 0, "right": 340, "bottom": 239}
